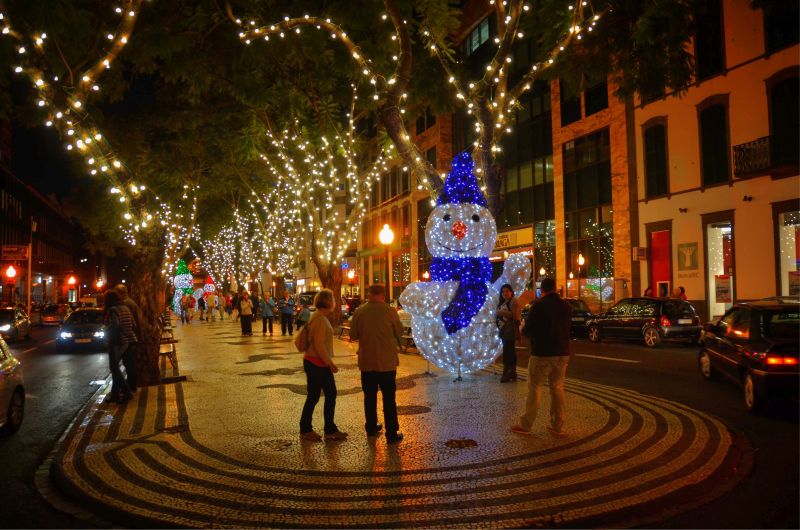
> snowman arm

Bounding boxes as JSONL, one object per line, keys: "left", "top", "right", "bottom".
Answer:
{"left": 399, "top": 281, "right": 458, "bottom": 317}
{"left": 493, "top": 253, "right": 532, "bottom": 296}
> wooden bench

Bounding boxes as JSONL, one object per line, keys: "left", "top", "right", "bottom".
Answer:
{"left": 338, "top": 322, "right": 352, "bottom": 340}
{"left": 400, "top": 327, "right": 416, "bottom": 353}
{"left": 158, "top": 311, "right": 178, "bottom": 371}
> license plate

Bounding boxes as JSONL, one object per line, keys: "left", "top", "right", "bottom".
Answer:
{"left": 75, "top": 338, "right": 91, "bottom": 344}
{"left": 571, "top": 317, "right": 585, "bottom": 322}
{"left": 678, "top": 319, "right": 692, "bottom": 325}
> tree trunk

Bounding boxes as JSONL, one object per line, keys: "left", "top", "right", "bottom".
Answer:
{"left": 316, "top": 263, "right": 343, "bottom": 325}
{"left": 128, "top": 248, "right": 165, "bottom": 387}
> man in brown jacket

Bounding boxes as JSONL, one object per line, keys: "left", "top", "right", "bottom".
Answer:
{"left": 350, "top": 284, "right": 404, "bottom": 444}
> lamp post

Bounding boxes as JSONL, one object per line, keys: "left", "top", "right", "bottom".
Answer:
{"left": 67, "top": 275, "right": 78, "bottom": 302}
{"left": 346, "top": 269, "right": 355, "bottom": 296}
{"left": 577, "top": 253, "right": 585, "bottom": 300}
{"left": 539, "top": 266, "right": 546, "bottom": 278}
{"left": 378, "top": 224, "right": 394, "bottom": 297}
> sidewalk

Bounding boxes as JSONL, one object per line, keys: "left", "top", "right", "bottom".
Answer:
{"left": 50, "top": 317, "right": 751, "bottom": 528}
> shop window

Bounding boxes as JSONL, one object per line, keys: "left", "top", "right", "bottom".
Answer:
{"left": 390, "top": 167, "right": 399, "bottom": 198}
{"left": 763, "top": 1, "right": 799, "bottom": 54}
{"left": 770, "top": 76, "right": 799, "bottom": 170}
{"left": 416, "top": 107, "right": 437, "bottom": 135}
{"left": 695, "top": 0, "right": 725, "bottom": 80}
{"left": 699, "top": 103, "right": 730, "bottom": 186}
{"left": 704, "top": 215, "right": 735, "bottom": 319}
{"left": 774, "top": 204, "right": 800, "bottom": 296}
{"left": 644, "top": 122, "right": 669, "bottom": 198}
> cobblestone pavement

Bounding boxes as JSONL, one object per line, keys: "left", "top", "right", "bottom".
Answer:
{"left": 50, "top": 317, "right": 751, "bottom": 528}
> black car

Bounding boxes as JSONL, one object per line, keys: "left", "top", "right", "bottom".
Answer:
{"left": 699, "top": 298, "right": 798, "bottom": 413}
{"left": 586, "top": 297, "right": 702, "bottom": 347}
{"left": 521, "top": 298, "right": 592, "bottom": 338}
{"left": 56, "top": 308, "right": 107, "bottom": 352}
{"left": 0, "top": 308, "right": 31, "bottom": 342}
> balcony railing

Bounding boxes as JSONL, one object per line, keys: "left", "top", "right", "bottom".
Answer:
{"left": 733, "top": 136, "right": 771, "bottom": 177}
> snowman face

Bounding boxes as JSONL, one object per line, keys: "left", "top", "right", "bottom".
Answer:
{"left": 425, "top": 202, "right": 497, "bottom": 258}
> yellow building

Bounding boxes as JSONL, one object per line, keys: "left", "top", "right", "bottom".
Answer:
{"left": 634, "top": 0, "right": 798, "bottom": 320}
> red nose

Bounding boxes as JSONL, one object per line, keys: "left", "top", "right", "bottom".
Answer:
{"left": 451, "top": 221, "right": 468, "bottom": 240}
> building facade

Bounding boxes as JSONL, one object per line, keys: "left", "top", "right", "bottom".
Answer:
{"left": 634, "top": 0, "right": 799, "bottom": 320}
{"left": 0, "top": 123, "right": 86, "bottom": 306}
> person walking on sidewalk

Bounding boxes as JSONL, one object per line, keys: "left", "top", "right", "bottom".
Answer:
{"left": 114, "top": 283, "right": 141, "bottom": 392}
{"left": 349, "top": 284, "right": 404, "bottom": 445}
{"left": 497, "top": 283, "right": 520, "bottom": 383}
{"left": 239, "top": 291, "right": 254, "bottom": 336}
{"left": 103, "top": 290, "right": 138, "bottom": 404}
{"left": 260, "top": 294, "right": 276, "bottom": 336}
{"left": 299, "top": 289, "right": 347, "bottom": 441}
{"left": 278, "top": 292, "right": 295, "bottom": 336}
{"left": 511, "top": 277, "right": 572, "bottom": 437}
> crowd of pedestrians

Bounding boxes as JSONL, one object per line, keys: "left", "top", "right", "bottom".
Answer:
{"left": 160, "top": 276, "right": 575, "bottom": 444}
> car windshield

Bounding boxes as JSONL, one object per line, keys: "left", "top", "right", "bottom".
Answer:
{"left": 66, "top": 311, "right": 104, "bottom": 325}
{"left": 42, "top": 305, "right": 59, "bottom": 314}
{"left": 568, "top": 299, "right": 590, "bottom": 312}
{"left": 761, "top": 310, "right": 799, "bottom": 340}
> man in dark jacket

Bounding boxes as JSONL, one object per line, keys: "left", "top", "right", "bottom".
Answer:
{"left": 114, "top": 283, "right": 141, "bottom": 392}
{"left": 511, "top": 277, "right": 572, "bottom": 437}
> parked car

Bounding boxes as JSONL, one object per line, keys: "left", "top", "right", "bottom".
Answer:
{"left": 0, "top": 336, "right": 25, "bottom": 434}
{"left": 586, "top": 297, "right": 702, "bottom": 347}
{"left": 0, "top": 308, "right": 31, "bottom": 342}
{"left": 342, "top": 296, "right": 362, "bottom": 318}
{"left": 699, "top": 297, "right": 799, "bottom": 413}
{"left": 520, "top": 297, "right": 593, "bottom": 338}
{"left": 295, "top": 291, "right": 318, "bottom": 319}
{"left": 56, "top": 308, "right": 106, "bottom": 352}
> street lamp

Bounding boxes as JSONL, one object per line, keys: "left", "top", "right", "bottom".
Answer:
{"left": 95, "top": 279, "right": 104, "bottom": 290}
{"left": 4, "top": 266, "right": 17, "bottom": 305}
{"left": 422, "top": 271, "right": 430, "bottom": 280}
{"left": 379, "top": 224, "right": 394, "bottom": 295}
{"left": 5, "top": 265, "right": 17, "bottom": 279}
{"left": 539, "top": 266, "right": 546, "bottom": 278}
{"left": 346, "top": 269, "right": 355, "bottom": 296}
{"left": 577, "top": 253, "right": 585, "bottom": 300}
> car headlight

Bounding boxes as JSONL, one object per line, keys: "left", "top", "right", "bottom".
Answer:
{"left": 0, "top": 324, "right": 10, "bottom": 332}
{"left": 93, "top": 331, "right": 105, "bottom": 338}
{"left": 60, "top": 332, "right": 73, "bottom": 339}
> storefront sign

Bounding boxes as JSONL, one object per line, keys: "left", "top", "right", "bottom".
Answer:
{"left": 677, "top": 243, "right": 698, "bottom": 271}
{"left": 1, "top": 245, "right": 28, "bottom": 261}
{"left": 494, "top": 227, "right": 533, "bottom": 251}
{"left": 714, "top": 274, "right": 732, "bottom": 303}
{"left": 789, "top": 270, "right": 800, "bottom": 296}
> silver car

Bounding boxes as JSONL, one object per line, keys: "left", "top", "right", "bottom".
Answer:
{"left": 0, "top": 337, "right": 24, "bottom": 434}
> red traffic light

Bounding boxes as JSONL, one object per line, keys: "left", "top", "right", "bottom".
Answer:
{"left": 5, "top": 265, "right": 17, "bottom": 279}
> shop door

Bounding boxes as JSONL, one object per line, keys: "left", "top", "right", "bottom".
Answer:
{"left": 649, "top": 229, "right": 671, "bottom": 296}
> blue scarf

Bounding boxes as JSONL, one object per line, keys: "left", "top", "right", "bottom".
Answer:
{"left": 431, "top": 256, "right": 492, "bottom": 335}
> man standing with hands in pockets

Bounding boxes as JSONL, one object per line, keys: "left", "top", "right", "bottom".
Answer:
{"left": 350, "top": 284, "right": 405, "bottom": 444}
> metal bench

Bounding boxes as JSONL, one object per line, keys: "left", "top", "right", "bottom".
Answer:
{"left": 338, "top": 322, "right": 352, "bottom": 340}
{"left": 159, "top": 311, "right": 178, "bottom": 371}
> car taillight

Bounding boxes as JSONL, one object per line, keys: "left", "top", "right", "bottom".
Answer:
{"left": 660, "top": 315, "right": 671, "bottom": 327}
{"left": 766, "top": 355, "right": 799, "bottom": 366}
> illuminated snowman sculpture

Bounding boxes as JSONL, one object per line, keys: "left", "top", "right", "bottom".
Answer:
{"left": 400, "top": 153, "right": 531, "bottom": 376}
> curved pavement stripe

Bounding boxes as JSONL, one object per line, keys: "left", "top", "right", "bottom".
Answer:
{"left": 53, "top": 376, "right": 743, "bottom": 528}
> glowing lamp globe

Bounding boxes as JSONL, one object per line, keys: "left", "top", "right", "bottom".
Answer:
{"left": 379, "top": 224, "right": 394, "bottom": 246}
{"left": 67, "top": 276, "right": 77, "bottom": 286}
{"left": 5, "top": 265, "right": 17, "bottom": 279}
{"left": 347, "top": 269, "right": 355, "bottom": 280}
{"left": 95, "top": 279, "right": 104, "bottom": 289}
{"left": 577, "top": 253, "right": 585, "bottom": 267}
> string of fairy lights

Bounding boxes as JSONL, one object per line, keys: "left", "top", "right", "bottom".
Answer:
{"left": 235, "top": 0, "right": 603, "bottom": 200}
{"left": 1, "top": 1, "right": 197, "bottom": 277}
{"left": 251, "top": 91, "right": 389, "bottom": 269}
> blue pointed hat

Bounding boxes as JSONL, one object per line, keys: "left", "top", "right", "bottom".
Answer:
{"left": 437, "top": 152, "right": 487, "bottom": 207}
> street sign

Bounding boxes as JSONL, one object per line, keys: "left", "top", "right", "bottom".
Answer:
{"left": 2, "top": 245, "right": 28, "bottom": 260}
